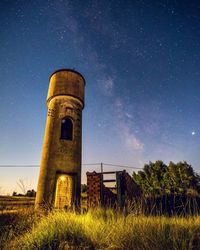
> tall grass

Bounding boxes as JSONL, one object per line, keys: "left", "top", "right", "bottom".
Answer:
{"left": 6, "top": 208, "right": 200, "bottom": 250}
{"left": 0, "top": 208, "right": 39, "bottom": 250}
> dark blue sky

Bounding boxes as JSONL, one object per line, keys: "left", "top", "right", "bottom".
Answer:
{"left": 1, "top": 0, "right": 200, "bottom": 193}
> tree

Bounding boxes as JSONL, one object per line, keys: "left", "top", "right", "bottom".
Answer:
{"left": 164, "top": 161, "right": 200, "bottom": 195}
{"left": 25, "top": 189, "right": 36, "bottom": 197}
{"left": 12, "top": 189, "right": 36, "bottom": 197}
{"left": 133, "top": 161, "right": 200, "bottom": 196}
{"left": 133, "top": 161, "right": 167, "bottom": 195}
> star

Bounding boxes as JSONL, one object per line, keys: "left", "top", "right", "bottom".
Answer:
{"left": 192, "top": 131, "right": 196, "bottom": 136}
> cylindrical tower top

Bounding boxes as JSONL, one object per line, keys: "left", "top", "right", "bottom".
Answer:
{"left": 47, "top": 69, "right": 85, "bottom": 106}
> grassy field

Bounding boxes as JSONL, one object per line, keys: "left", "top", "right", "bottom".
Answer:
{"left": 0, "top": 196, "right": 35, "bottom": 213}
{"left": 1, "top": 208, "right": 200, "bottom": 250}
{"left": 0, "top": 194, "right": 87, "bottom": 212}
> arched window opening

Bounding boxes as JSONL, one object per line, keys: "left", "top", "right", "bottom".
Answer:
{"left": 60, "top": 118, "right": 73, "bottom": 140}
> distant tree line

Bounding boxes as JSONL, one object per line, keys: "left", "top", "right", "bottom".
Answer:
{"left": 12, "top": 189, "right": 36, "bottom": 197}
{"left": 12, "top": 184, "right": 87, "bottom": 198}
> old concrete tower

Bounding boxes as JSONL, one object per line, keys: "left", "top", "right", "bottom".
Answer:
{"left": 35, "top": 69, "right": 85, "bottom": 209}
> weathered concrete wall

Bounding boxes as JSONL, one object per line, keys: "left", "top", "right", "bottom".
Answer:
{"left": 35, "top": 69, "right": 85, "bottom": 209}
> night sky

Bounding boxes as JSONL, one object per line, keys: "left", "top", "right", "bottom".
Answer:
{"left": 1, "top": 0, "right": 200, "bottom": 193}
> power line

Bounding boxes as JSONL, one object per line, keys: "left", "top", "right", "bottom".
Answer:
{"left": 0, "top": 165, "right": 39, "bottom": 167}
{"left": 0, "top": 163, "right": 101, "bottom": 167}
{"left": 82, "top": 163, "right": 102, "bottom": 166}
{"left": 0, "top": 163, "right": 199, "bottom": 171}
{"left": 102, "top": 163, "right": 143, "bottom": 170}
{"left": 0, "top": 163, "right": 142, "bottom": 171}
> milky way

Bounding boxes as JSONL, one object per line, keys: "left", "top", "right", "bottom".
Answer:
{"left": 0, "top": 0, "right": 200, "bottom": 193}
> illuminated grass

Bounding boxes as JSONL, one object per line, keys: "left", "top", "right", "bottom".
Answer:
{"left": 6, "top": 209, "right": 200, "bottom": 249}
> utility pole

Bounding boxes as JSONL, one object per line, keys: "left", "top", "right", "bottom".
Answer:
{"left": 101, "top": 162, "right": 103, "bottom": 173}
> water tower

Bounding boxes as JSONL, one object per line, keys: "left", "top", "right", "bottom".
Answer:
{"left": 35, "top": 69, "right": 85, "bottom": 209}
